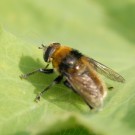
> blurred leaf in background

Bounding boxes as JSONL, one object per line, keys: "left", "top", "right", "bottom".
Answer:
{"left": 0, "top": 0, "right": 135, "bottom": 135}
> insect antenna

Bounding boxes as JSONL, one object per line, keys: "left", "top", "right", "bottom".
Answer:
{"left": 38, "top": 44, "right": 47, "bottom": 50}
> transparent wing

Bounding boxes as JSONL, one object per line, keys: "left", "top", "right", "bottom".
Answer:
{"left": 87, "top": 57, "right": 125, "bottom": 83}
{"left": 66, "top": 71, "right": 104, "bottom": 109}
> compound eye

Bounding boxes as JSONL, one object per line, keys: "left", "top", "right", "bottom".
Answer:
{"left": 43, "top": 43, "right": 61, "bottom": 62}
{"left": 44, "top": 46, "right": 52, "bottom": 62}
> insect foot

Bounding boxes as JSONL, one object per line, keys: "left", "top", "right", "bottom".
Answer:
{"left": 34, "top": 94, "right": 41, "bottom": 102}
{"left": 19, "top": 74, "right": 28, "bottom": 79}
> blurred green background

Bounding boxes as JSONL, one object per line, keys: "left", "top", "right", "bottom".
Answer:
{"left": 0, "top": 0, "right": 135, "bottom": 135}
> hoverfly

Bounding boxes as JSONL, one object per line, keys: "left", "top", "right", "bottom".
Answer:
{"left": 20, "top": 43, "right": 125, "bottom": 109}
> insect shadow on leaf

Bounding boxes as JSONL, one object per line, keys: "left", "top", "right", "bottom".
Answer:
{"left": 19, "top": 55, "right": 85, "bottom": 111}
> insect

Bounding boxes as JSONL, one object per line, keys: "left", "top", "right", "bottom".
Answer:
{"left": 20, "top": 43, "right": 125, "bottom": 109}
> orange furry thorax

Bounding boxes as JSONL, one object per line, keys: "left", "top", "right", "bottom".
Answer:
{"left": 51, "top": 46, "right": 72, "bottom": 70}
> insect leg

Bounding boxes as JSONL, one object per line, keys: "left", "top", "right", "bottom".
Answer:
{"left": 20, "top": 64, "right": 53, "bottom": 79}
{"left": 84, "top": 101, "right": 94, "bottom": 109}
{"left": 63, "top": 80, "right": 77, "bottom": 93}
{"left": 108, "top": 86, "right": 114, "bottom": 90}
{"left": 35, "top": 75, "right": 63, "bottom": 102}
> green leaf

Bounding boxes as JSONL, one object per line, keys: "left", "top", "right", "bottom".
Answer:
{"left": 0, "top": 0, "right": 135, "bottom": 135}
